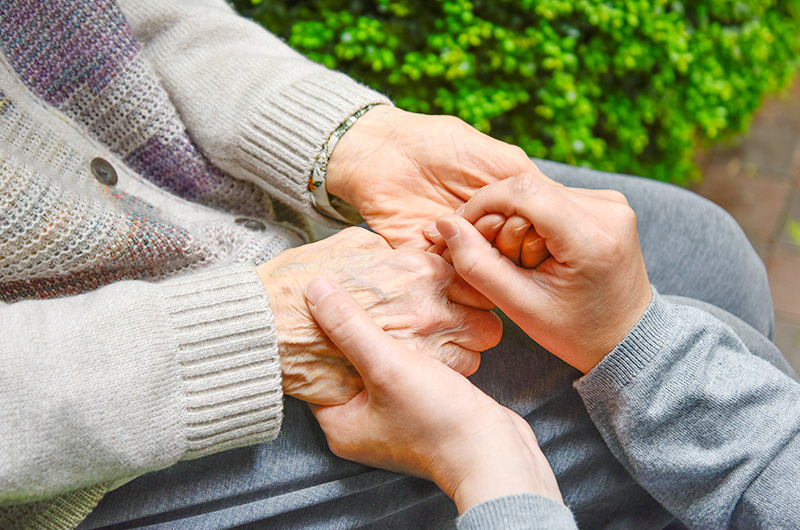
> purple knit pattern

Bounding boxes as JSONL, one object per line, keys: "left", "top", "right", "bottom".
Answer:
{"left": 0, "top": 0, "right": 137, "bottom": 105}
{"left": 0, "top": 0, "right": 229, "bottom": 202}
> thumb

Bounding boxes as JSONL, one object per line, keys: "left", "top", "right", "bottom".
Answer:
{"left": 305, "top": 278, "right": 398, "bottom": 383}
{"left": 436, "top": 215, "right": 527, "bottom": 310}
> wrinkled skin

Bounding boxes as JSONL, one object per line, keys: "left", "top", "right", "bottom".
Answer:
{"left": 326, "top": 105, "right": 544, "bottom": 250}
{"left": 257, "top": 227, "right": 502, "bottom": 405}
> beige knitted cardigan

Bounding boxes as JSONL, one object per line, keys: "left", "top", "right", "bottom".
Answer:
{"left": 0, "top": 0, "right": 388, "bottom": 527}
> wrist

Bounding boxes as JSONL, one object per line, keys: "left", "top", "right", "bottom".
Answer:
{"left": 432, "top": 411, "right": 563, "bottom": 514}
{"left": 325, "top": 104, "right": 401, "bottom": 206}
{"left": 309, "top": 105, "right": 378, "bottom": 223}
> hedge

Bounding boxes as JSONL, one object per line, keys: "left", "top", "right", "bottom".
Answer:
{"left": 232, "top": 0, "right": 800, "bottom": 185}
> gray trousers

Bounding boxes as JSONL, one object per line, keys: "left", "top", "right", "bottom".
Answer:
{"left": 81, "top": 161, "right": 795, "bottom": 529}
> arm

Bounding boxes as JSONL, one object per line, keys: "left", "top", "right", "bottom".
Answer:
{"left": 117, "top": 0, "right": 390, "bottom": 223}
{"left": 119, "top": 0, "right": 544, "bottom": 247}
{"left": 1, "top": 265, "right": 282, "bottom": 504}
{"left": 437, "top": 173, "right": 800, "bottom": 528}
{"left": 1, "top": 229, "right": 500, "bottom": 507}
{"left": 574, "top": 294, "right": 800, "bottom": 529}
{"left": 305, "top": 278, "right": 576, "bottom": 529}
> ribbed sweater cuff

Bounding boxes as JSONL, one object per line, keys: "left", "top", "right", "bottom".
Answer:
{"left": 159, "top": 264, "right": 283, "bottom": 459}
{"left": 457, "top": 494, "right": 577, "bottom": 530}
{"left": 238, "top": 71, "right": 391, "bottom": 222}
{"left": 575, "top": 288, "right": 678, "bottom": 404}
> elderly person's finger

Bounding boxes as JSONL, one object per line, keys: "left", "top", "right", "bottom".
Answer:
{"left": 494, "top": 215, "right": 531, "bottom": 265}
{"left": 474, "top": 213, "right": 507, "bottom": 243}
{"left": 435, "top": 214, "right": 522, "bottom": 309}
{"left": 520, "top": 228, "right": 549, "bottom": 269}
{"left": 427, "top": 213, "right": 507, "bottom": 248}
{"left": 457, "top": 172, "right": 590, "bottom": 263}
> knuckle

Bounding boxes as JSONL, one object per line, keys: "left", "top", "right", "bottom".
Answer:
{"left": 444, "top": 114, "right": 470, "bottom": 129}
{"left": 618, "top": 203, "right": 638, "bottom": 228}
{"left": 453, "top": 349, "right": 481, "bottom": 376}
{"left": 508, "top": 144, "right": 529, "bottom": 162}
{"left": 484, "top": 312, "right": 504, "bottom": 348}
{"left": 607, "top": 203, "right": 639, "bottom": 242}
{"left": 340, "top": 226, "right": 385, "bottom": 248}
{"left": 399, "top": 249, "right": 435, "bottom": 272}
{"left": 436, "top": 343, "right": 481, "bottom": 375}
{"left": 409, "top": 301, "right": 444, "bottom": 333}
{"left": 607, "top": 189, "right": 630, "bottom": 206}
{"left": 510, "top": 172, "right": 544, "bottom": 196}
{"left": 401, "top": 250, "right": 451, "bottom": 282}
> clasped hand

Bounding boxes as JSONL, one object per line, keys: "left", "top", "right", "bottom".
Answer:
{"left": 256, "top": 227, "right": 501, "bottom": 405}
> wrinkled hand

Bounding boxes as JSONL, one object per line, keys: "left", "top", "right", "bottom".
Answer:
{"left": 325, "top": 105, "right": 541, "bottom": 249}
{"left": 435, "top": 173, "right": 653, "bottom": 373}
{"left": 306, "top": 278, "right": 563, "bottom": 514}
{"left": 255, "top": 227, "right": 501, "bottom": 405}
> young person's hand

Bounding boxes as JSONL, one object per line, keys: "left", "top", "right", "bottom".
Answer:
{"left": 434, "top": 172, "right": 652, "bottom": 373}
{"left": 305, "top": 278, "right": 563, "bottom": 514}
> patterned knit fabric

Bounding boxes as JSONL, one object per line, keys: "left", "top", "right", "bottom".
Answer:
{"left": 0, "top": 0, "right": 304, "bottom": 304}
{"left": 0, "top": 0, "right": 274, "bottom": 214}
{"left": 0, "top": 1, "right": 308, "bottom": 526}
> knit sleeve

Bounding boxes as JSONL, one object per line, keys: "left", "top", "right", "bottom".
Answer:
{"left": 456, "top": 494, "right": 578, "bottom": 530}
{"left": 574, "top": 290, "right": 800, "bottom": 529}
{"left": 0, "top": 264, "right": 283, "bottom": 505}
{"left": 116, "top": 0, "right": 391, "bottom": 223}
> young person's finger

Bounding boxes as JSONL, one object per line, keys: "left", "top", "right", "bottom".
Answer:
{"left": 305, "top": 278, "right": 401, "bottom": 382}
{"left": 520, "top": 227, "right": 549, "bottom": 269}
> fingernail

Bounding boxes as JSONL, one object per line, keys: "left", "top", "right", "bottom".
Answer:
{"left": 306, "top": 278, "right": 338, "bottom": 308}
{"left": 526, "top": 237, "right": 544, "bottom": 251}
{"left": 437, "top": 219, "right": 459, "bottom": 241}
{"left": 514, "top": 223, "right": 529, "bottom": 235}
{"left": 455, "top": 205, "right": 466, "bottom": 216}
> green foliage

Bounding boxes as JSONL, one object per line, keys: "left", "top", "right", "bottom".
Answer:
{"left": 233, "top": 0, "right": 800, "bottom": 184}
{"left": 788, "top": 219, "right": 800, "bottom": 248}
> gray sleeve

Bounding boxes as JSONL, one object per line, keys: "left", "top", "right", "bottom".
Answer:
{"left": 456, "top": 494, "right": 578, "bottom": 530}
{"left": 575, "top": 290, "right": 800, "bottom": 529}
{"left": 117, "top": 0, "right": 391, "bottom": 223}
{"left": 0, "top": 265, "right": 283, "bottom": 505}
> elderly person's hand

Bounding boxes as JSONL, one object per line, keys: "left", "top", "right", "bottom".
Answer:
{"left": 434, "top": 172, "right": 653, "bottom": 373}
{"left": 325, "top": 106, "right": 541, "bottom": 249}
{"left": 256, "top": 227, "right": 502, "bottom": 405}
{"left": 305, "top": 278, "right": 564, "bottom": 515}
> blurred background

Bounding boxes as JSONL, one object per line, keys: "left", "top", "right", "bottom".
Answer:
{"left": 233, "top": 0, "right": 800, "bottom": 370}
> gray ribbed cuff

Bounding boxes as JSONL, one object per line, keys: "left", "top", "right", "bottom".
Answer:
{"left": 238, "top": 71, "right": 391, "bottom": 224}
{"left": 575, "top": 288, "right": 678, "bottom": 405}
{"left": 160, "top": 264, "right": 283, "bottom": 458}
{"left": 457, "top": 494, "right": 577, "bottom": 530}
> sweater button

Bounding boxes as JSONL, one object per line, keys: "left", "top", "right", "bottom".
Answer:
{"left": 235, "top": 217, "right": 266, "bottom": 231}
{"left": 91, "top": 157, "right": 117, "bottom": 185}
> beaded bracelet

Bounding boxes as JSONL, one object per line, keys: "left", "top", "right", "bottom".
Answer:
{"left": 308, "top": 104, "right": 376, "bottom": 223}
